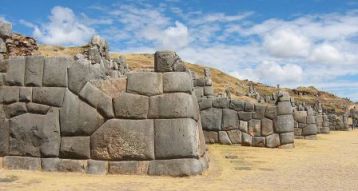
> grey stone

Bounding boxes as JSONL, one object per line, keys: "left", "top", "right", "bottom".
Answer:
{"left": 0, "top": 119, "right": 9, "bottom": 156}
{"left": 5, "top": 56, "right": 26, "bottom": 86}
{"left": 238, "top": 111, "right": 252, "bottom": 121}
{"left": 241, "top": 133, "right": 252, "bottom": 146}
{"left": 0, "top": 38, "right": 6, "bottom": 53}
{"left": 229, "top": 100, "right": 245, "bottom": 111}
{"left": 219, "top": 131, "right": 232, "bottom": 145}
{"left": 113, "top": 92, "right": 148, "bottom": 119}
{"left": 239, "top": 120, "right": 248, "bottom": 133}
{"left": 79, "top": 82, "right": 114, "bottom": 118}
{"left": 3, "top": 156, "right": 41, "bottom": 170}
{"left": 194, "top": 87, "right": 204, "bottom": 98}
{"left": 265, "top": 106, "right": 277, "bottom": 119}
{"left": 244, "top": 102, "right": 254, "bottom": 112}
{"left": 43, "top": 57, "right": 70, "bottom": 87}
{"left": 154, "top": 51, "right": 186, "bottom": 72}
{"left": 25, "top": 56, "right": 44, "bottom": 87}
{"left": 0, "top": 55, "right": 7, "bottom": 72}
{"left": 127, "top": 72, "right": 163, "bottom": 96}
{"left": 253, "top": 104, "right": 266, "bottom": 119}
{"left": 88, "top": 47, "right": 101, "bottom": 63}
{"left": 248, "top": 119, "right": 261, "bottom": 136}
{"left": 252, "top": 137, "right": 265, "bottom": 147}
{"left": 293, "top": 111, "right": 307, "bottom": 123}
{"left": 60, "top": 90, "right": 104, "bottom": 136}
{"left": 227, "top": 129, "right": 242, "bottom": 144}
{"left": 222, "top": 109, "right": 239, "bottom": 130}
{"left": 0, "top": 86, "right": 19, "bottom": 104}
{"left": 41, "top": 158, "right": 60, "bottom": 172}
{"left": 4, "top": 102, "right": 27, "bottom": 118}
{"left": 149, "top": 93, "right": 197, "bottom": 119}
{"left": 277, "top": 101, "right": 293, "bottom": 115}
{"left": 294, "top": 128, "right": 302, "bottom": 136}
{"left": 307, "top": 116, "right": 316, "bottom": 124}
{"left": 266, "top": 134, "right": 280, "bottom": 148}
{"left": 91, "top": 119, "right": 154, "bottom": 160}
{"left": 274, "top": 114, "right": 294, "bottom": 133}
{"left": 298, "top": 123, "right": 306, "bottom": 128}
{"left": 26, "top": 103, "right": 50, "bottom": 114}
{"left": 60, "top": 137, "right": 90, "bottom": 159}
{"left": 0, "top": 21, "right": 12, "bottom": 36}
{"left": 32, "top": 87, "right": 65, "bottom": 107}
{"left": 109, "top": 161, "right": 149, "bottom": 175}
{"left": 320, "top": 127, "right": 330, "bottom": 134}
{"left": 0, "top": 73, "right": 5, "bottom": 86}
{"left": 204, "top": 86, "right": 214, "bottom": 96}
{"left": 57, "top": 159, "right": 86, "bottom": 172}
{"left": 198, "top": 98, "right": 213, "bottom": 110}
{"left": 19, "top": 87, "right": 32, "bottom": 102}
{"left": 194, "top": 78, "right": 206, "bottom": 86}
{"left": 155, "top": 118, "right": 199, "bottom": 159}
{"left": 212, "top": 97, "right": 229, "bottom": 108}
{"left": 203, "top": 131, "right": 218, "bottom": 143}
{"left": 87, "top": 160, "right": 108, "bottom": 175}
{"left": 302, "top": 124, "right": 317, "bottom": 136}
{"left": 261, "top": 118, "right": 273, "bottom": 136}
{"left": 163, "top": 72, "right": 192, "bottom": 93}
{"left": 148, "top": 158, "right": 203, "bottom": 176}
{"left": 280, "top": 132, "right": 294, "bottom": 144}
{"left": 200, "top": 108, "right": 222, "bottom": 131}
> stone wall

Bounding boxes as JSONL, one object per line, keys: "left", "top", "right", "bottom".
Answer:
{"left": 293, "top": 107, "right": 318, "bottom": 139}
{"left": 0, "top": 52, "right": 208, "bottom": 176}
{"left": 328, "top": 114, "right": 350, "bottom": 131}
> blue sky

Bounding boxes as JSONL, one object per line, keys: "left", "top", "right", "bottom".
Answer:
{"left": 1, "top": 0, "right": 358, "bottom": 101}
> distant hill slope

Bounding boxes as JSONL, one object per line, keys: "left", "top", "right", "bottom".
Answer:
{"left": 38, "top": 45, "right": 353, "bottom": 114}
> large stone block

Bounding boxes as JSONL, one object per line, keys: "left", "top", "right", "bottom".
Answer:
{"left": 261, "top": 118, "right": 273, "bottom": 136}
{"left": 41, "top": 158, "right": 60, "bottom": 172}
{"left": 218, "top": 131, "right": 232, "bottom": 145}
{"left": 239, "top": 120, "right": 248, "bottom": 133}
{"left": 302, "top": 124, "right": 318, "bottom": 136}
{"left": 4, "top": 102, "right": 27, "bottom": 118}
{"left": 203, "top": 131, "right": 218, "bottom": 143}
{"left": 60, "top": 137, "right": 90, "bottom": 159}
{"left": 3, "top": 156, "right": 41, "bottom": 170}
{"left": 26, "top": 103, "right": 50, "bottom": 114}
{"left": 149, "top": 93, "right": 197, "bottom": 119}
{"left": 0, "top": 86, "right": 19, "bottom": 104}
{"left": 91, "top": 119, "right": 154, "bottom": 160}
{"left": 148, "top": 158, "right": 203, "bottom": 176}
{"left": 212, "top": 97, "right": 229, "bottom": 108}
{"left": 241, "top": 132, "right": 252, "bottom": 146}
{"left": 198, "top": 97, "right": 213, "bottom": 110}
{"left": 252, "top": 137, "right": 265, "bottom": 147}
{"left": 127, "top": 72, "right": 163, "bottom": 96}
{"left": 109, "top": 161, "right": 149, "bottom": 175}
{"left": 163, "top": 72, "right": 192, "bottom": 93}
{"left": 266, "top": 134, "right": 280, "bottom": 148}
{"left": 253, "top": 104, "right": 266, "bottom": 119}
{"left": 277, "top": 101, "right": 293, "bottom": 115}
{"left": 194, "top": 87, "right": 204, "bottom": 98}
{"left": 222, "top": 109, "right": 239, "bottom": 130}
{"left": 227, "top": 129, "right": 242, "bottom": 144}
{"left": 79, "top": 82, "right": 114, "bottom": 118}
{"left": 0, "top": 38, "right": 6, "bottom": 53}
{"left": 229, "top": 100, "right": 245, "bottom": 111}
{"left": 19, "top": 87, "right": 32, "bottom": 102}
{"left": 200, "top": 108, "right": 222, "bottom": 131}
{"left": 274, "top": 114, "right": 294, "bottom": 133}
{"left": 25, "top": 56, "right": 44, "bottom": 87}
{"left": 113, "top": 92, "right": 149, "bottom": 119}
{"left": 32, "top": 87, "right": 66, "bottom": 107}
{"left": 60, "top": 90, "right": 104, "bottom": 136}
{"left": 307, "top": 116, "right": 316, "bottom": 124}
{"left": 265, "top": 106, "right": 277, "bottom": 119}
{"left": 280, "top": 132, "right": 294, "bottom": 144}
{"left": 294, "top": 128, "right": 302, "bottom": 136}
{"left": 87, "top": 160, "right": 108, "bottom": 175}
{"left": 0, "top": 21, "right": 12, "bottom": 36}
{"left": 5, "top": 56, "right": 25, "bottom": 86}
{"left": 293, "top": 111, "right": 307, "bottom": 123}
{"left": 56, "top": 159, "right": 86, "bottom": 172}
{"left": 154, "top": 51, "right": 186, "bottom": 72}
{"left": 154, "top": 118, "right": 199, "bottom": 159}
{"left": 244, "top": 102, "right": 254, "bottom": 112}
{"left": 248, "top": 119, "right": 261, "bottom": 136}
{"left": 238, "top": 111, "right": 252, "bottom": 121}
{"left": 0, "top": 119, "right": 9, "bottom": 156}
{"left": 42, "top": 57, "right": 71, "bottom": 87}
{"left": 204, "top": 86, "right": 214, "bottom": 96}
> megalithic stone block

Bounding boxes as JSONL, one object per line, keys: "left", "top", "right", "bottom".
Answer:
{"left": 43, "top": 57, "right": 71, "bottom": 87}
{"left": 5, "top": 56, "right": 26, "bottom": 86}
{"left": 25, "top": 56, "right": 44, "bottom": 87}
{"left": 154, "top": 51, "right": 186, "bottom": 72}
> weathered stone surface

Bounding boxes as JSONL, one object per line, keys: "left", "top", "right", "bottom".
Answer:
{"left": 261, "top": 118, "right": 273, "bottom": 136}
{"left": 57, "top": 159, "right": 86, "bottom": 172}
{"left": 4, "top": 102, "right": 27, "bottom": 118}
{"left": 5, "top": 56, "right": 25, "bottom": 86}
{"left": 60, "top": 90, "right": 104, "bottom": 136}
{"left": 91, "top": 119, "right": 154, "bottom": 160}
{"left": 19, "top": 87, "right": 32, "bottom": 102}
{"left": 41, "top": 158, "right": 60, "bottom": 172}
{"left": 266, "top": 134, "right": 280, "bottom": 148}
{"left": 127, "top": 72, "right": 163, "bottom": 96}
{"left": 203, "top": 131, "right": 218, "bottom": 143}
{"left": 274, "top": 114, "right": 294, "bottom": 133}
{"left": 229, "top": 100, "right": 245, "bottom": 111}
{"left": 277, "top": 101, "right": 293, "bottom": 115}
{"left": 9, "top": 109, "right": 60, "bottom": 157}
{"left": 244, "top": 102, "right": 254, "bottom": 112}
{"left": 307, "top": 116, "right": 316, "bottom": 124}
{"left": 87, "top": 160, "right": 108, "bottom": 175}
{"left": 280, "top": 132, "right": 294, "bottom": 144}
{"left": 0, "top": 119, "right": 9, "bottom": 156}
{"left": 149, "top": 93, "right": 197, "bottom": 119}
{"left": 201, "top": 108, "right": 222, "bottom": 131}
{"left": 212, "top": 97, "right": 229, "bottom": 108}
{"left": 238, "top": 111, "right": 252, "bottom": 121}
{"left": 32, "top": 87, "right": 66, "bottom": 107}
{"left": 163, "top": 72, "right": 192, "bottom": 93}
{"left": 155, "top": 118, "right": 199, "bottom": 159}
{"left": 4, "top": 156, "right": 41, "bottom": 170}
{"left": 0, "top": 73, "right": 5, "bottom": 86}
{"left": 0, "top": 56, "right": 7, "bottom": 72}
{"left": 42, "top": 57, "right": 70, "bottom": 87}
{"left": 148, "top": 158, "right": 203, "bottom": 176}
{"left": 198, "top": 98, "right": 212, "bottom": 110}
{"left": 320, "top": 127, "right": 330, "bottom": 134}
{"left": 248, "top": 119, "right": 261, "bottom": 137}
{"left": 25, "top": 56, "right": 44, "bottom": 86}
{"left": 60, "top": 137, "right": 90, "bottom": 159}
{"left": 294, "top": 128, "right": 302, "bottom": 136}
{"left": 265, "top": 106, "right": 277, "bottom": 119}
{"left": 302, "top": 124, "right": 317, "bottom": 136}
{"left": 79, "top": 82, "right": 114, "bottom": 118}
{"left": 219, "top": 131, "right": 232, "bottom": 145}
{"left": 204, "top": 86, "right": 214, "bottom": 96}
{"left": 194, "top": 78, "right": 206, "bottom": 87}
{"left": 241, "top": 133, "right": 252, "bottom": 146}
{"left": 252, "top": 137, "right": 265, "bottom": 147}
{"left": 0, "top": 21, "right": 12, "bottom": 36}
{"left": 113, "top": 92, "right": 148, "bottom": 119}
{"left": 227, "top": 129, "right": 242, "bottom": 144}
{"left": 253, "top": 104, "right": 266, "bottom": 119}
{"left": 91, "top": 78, "right": 127, "bottom": 98}
{"left": 194, "top": 87, "right": 204, "bottom": 98}
{"left": 26, "top": 103, "right": 50, "bottom": 114}
{"left": 293, "top": 111, "right": 307, "bottom": 123}
{"left": 222, "top": 109, "right": 239, "bottom": 130}
{"left": 0, "top": 86, "right": 19, "bottom": 104}
{"left": 154, "top": 51, "right": 186, "bottom": 72}
{"left": 239, "top": 120, "right": 248, "bottom": 133}
{"left": 109, "top": 161, "right": 149, "bottom": 175}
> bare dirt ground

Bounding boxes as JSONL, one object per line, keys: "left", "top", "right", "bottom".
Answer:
{"left": 0, "top": 130, "right": 357, "bottom": 191}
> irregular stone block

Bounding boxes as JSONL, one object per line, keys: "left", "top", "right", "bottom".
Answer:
{"left": 91, "top": 119, "right": 154, "bottom": 160}
{"left": 0, "top": 86, "right": 19, "bottom": 104}
{"left": 32, "top": 87, "right": 65, "bottom": 107}
{"left": 195, "top": 78, "right": 206, "bottom": 87}
{"left": 212, "top": 97, "right": 229, "bottom": 108}
{"left": 227, "top": 129, "right": 242, "bottom": 144}
{"left": 19, "top": 87, "right": 32, "bottom": 102}
{"left": 253, "top": 104, "right": 266, "bottom": 119}
{"left": 222, "top": 109, "right": 239, "bottom": 130}
{"left": 294, "top": 111, "right": 307, "bottom": 123}
{"left": 277, "top": 101, "right": 293, "bottom": 115}
{"left": 274, "top": 114, "right": 294, "bottom": 133}
{"left": 229, "top": 100, "right": 245, "bottom": 111}
{"left": 219, "top": 131, "right": 232, "bottom": 145}
{"left": 0, "top": 55, "right": 7, "bottom": 72}
{"left": 127, "top": 72, "right": 163, "bottom": 96}
{"left": 25, "top": 56, "right": 44, "bottom": 86}
{"left": 248, "top": 119, "right": 261, "bottom": 136}
{"left": 163, "top": 72, "right": 192, "bottom": 93}
{"left": 203, "top": 131, "right": 218, "bottom": 143}
{"left": 109, "top": 161, "right": 149, "bottom": 175}
{"left": 302, "top": 124, "right": 317, "bottom": 136}
{"left": 5, "top": 56, "right": 25, "bottom": 86}
{"left": 307, "top": 116, "right": 316, "bottom": 124}
{"left": 149, "top": 93, "right": 197, "bottom": 119}
{"left": 0, "top": 21, "right": 12, "bottom": 36}
{"left": 60, "top": 137, "right": 90, "bottom": 159}
{"left": 265, "top": 106, "right": 277, "bottom": 119}
{"left": 87, "top": 160, "right": 108, "bottom": 175}
{"left": 198, "top": 98, "right": 212, "bottom": 110}
{"left": 26, "top": 103, "right": 50, "bottom": 114}
{"left": 41, "top": 158, "right": 60, "bottom": 172}
{"left": 154, "top": 51, "right": 186, "bottom": 72}
{"left": 4, "top": 102, "right": 27, "bottom": 118}
{"left": 239, "top": 120, "right": 248, "bottom": 133}
{"left": 148, "top": 158, "right": 203, "bottom": 176}
{"left": 200, "top": 108, "right": 222, "bottom": 131}
{"left": 155, "top": 118, "right": 199, "bottom": 159}
{"left": 79, "top": 82, "right": 114, "bottom": 118}
{"left": 0, "top": 38, "right": 6, "bottom": 53}
{"left": 244, "top": 102, "right": 254, "bottom": 112}
{"left": 238, "top": 111, "right": 252, "bottom": 121}
{"left": 261, "top": 118, "right": 273, "bottom": 136}
{"left": 320, "top": 127, "right": 330, "bottom": 134}
{"left": 60, "top": 90, "right": 104, "bottom": 136}
{"left": 266, "top": 134, "right": 280, "bottom": 148}
{"left": 4, "top": 156, "right": 41, "bottom": 170}
{"left": 194, "top": 87, "right": 204, "bottom": 98}
{"left": 113, "top": 92, "right": 148, "bottom": 119}
{"left": 0, "top": 119, "right": 9, "bottom": 156}
{"left": 241, "top": 133, "right": 252, "bottom": 146}
{"left": 0, "top": 73, "right": 5, "bottom": 86}
{"left": 294, "top": 128, "right": 302, "bottom": 136}
{"left": 42, "top": 57, "right": 70, "bottom": 87}
{"left": 204, "top": 86, "right": 214, "bottom": 96}
{"left": 252, "top": 137, "right": 265, "bottom": 147}
{"left": 57, "top": 159, "right": 86, "bottom": 172}
{"left": 280, "top": 132, "right": 294, "bottom": 144}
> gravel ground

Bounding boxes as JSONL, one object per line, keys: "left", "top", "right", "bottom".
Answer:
{"left": 0, "top": 130, "right": 357, "bottom": 191}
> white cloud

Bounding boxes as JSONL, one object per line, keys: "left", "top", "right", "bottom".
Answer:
{"left": 309, "top": 44, "right": 343, "bottom": 64}
{"left": 160, "top": 21, "right": 189, "bottom": 49}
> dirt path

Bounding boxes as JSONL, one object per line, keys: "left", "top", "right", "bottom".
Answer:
{"left": 1, "top": 130, "right": 357, "bottom": 191}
